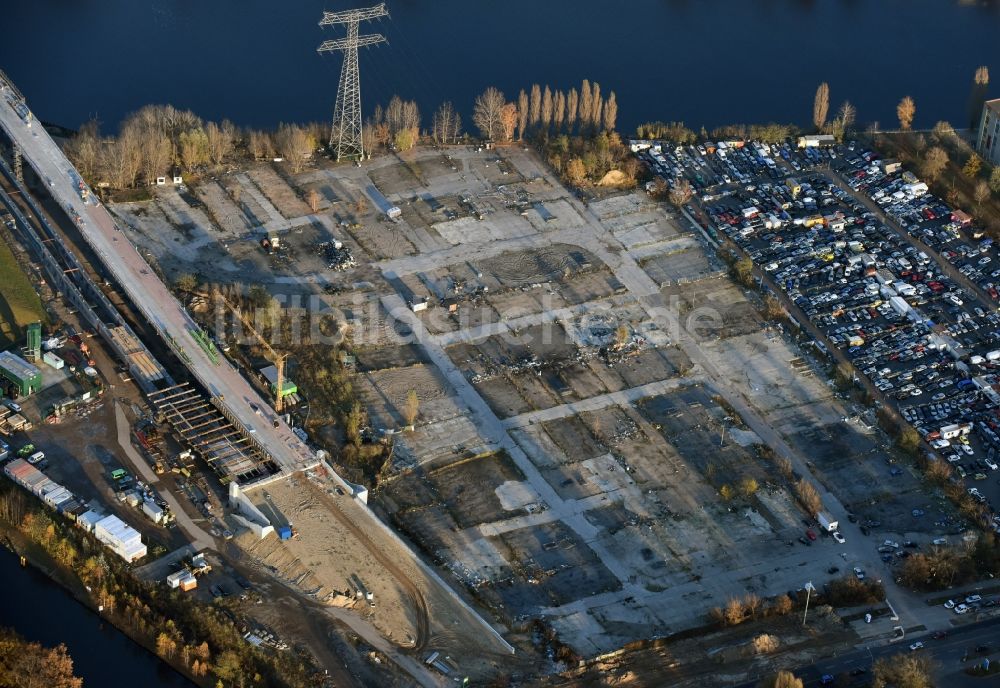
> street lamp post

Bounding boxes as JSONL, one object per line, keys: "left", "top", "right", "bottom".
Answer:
{"left": 802, "top": 581, "right": 816, "bottom": 627}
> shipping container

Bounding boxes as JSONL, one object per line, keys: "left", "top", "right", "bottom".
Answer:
{"left": 42, "top": 352, "right": 64, "bottom": 370}
{"left": 142, "top": 499, "right": 164, "bottom": 524}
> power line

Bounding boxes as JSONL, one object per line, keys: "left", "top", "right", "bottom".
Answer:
{"left": 316, "top": 3, "right": 388, "bottom": 161}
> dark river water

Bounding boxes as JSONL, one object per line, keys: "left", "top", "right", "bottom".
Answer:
{"left": 0, "top": 549, "right": 194, "bottom": 686}
{"left": 1, "top": 1, "right": 999, "bottom": 136}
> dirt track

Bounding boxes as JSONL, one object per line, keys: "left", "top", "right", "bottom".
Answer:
{"left": 301, "top": 479, "right": 432, "bottom": 651}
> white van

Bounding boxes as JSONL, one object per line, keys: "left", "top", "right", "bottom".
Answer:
{"left": 27, "top": 451, "right": 44, "bottom": 465}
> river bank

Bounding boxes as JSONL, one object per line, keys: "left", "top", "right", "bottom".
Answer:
{"left": 0, "top": 482, "right": 323, "bottom": 688}
{"left": 0, "top": 531, "right": 195, "bottom": 686}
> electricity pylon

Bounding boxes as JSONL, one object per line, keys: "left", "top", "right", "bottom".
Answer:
{"left": 317, "top": 4, "right": 388, "bottom": 162}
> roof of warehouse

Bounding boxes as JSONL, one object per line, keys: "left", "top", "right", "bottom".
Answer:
{"left": 0, "top": 351, "right": 41, "bottom": 380}
{"left": 95, "top": 514, "right": 142, "bottom": 543}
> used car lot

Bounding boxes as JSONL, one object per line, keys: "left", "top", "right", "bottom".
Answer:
{"left": 642, "top": 137, "right": 1000, "bottom": 543}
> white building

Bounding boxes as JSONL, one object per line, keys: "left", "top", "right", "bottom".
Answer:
{"left": 94, "top": 514, "right": 147, "bottom": 562}
{"left": 976, "top": 98, "right": 1000, "bottom": 166}
{"left": 798, "top": 134, "right": 836, "bottom": 148}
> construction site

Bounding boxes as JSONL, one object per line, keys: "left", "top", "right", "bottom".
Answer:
{"left": 93, "top": 128, "right": 953, "bottom": 669}
{"left": 0, "top": 18, "right": 991, "bottom": 686}
{"left": 2, "top": 84, "right": 983, "bottom": 683}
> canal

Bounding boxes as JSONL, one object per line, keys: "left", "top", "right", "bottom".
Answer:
{"left": 0, "top": 548, "right": 194, "bottom": 686}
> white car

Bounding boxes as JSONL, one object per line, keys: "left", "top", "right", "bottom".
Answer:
{"left": 961, "top": 444, "right": 975, "bottom": 456}
{"left": 985, "top": 458, "right": 998, "bottom": 471}
{"left": 909, "top": 641, "right": 924, "bottom": 651}
{"left": 944, "top": 599, "right": 956, "bottom": 609}
{"left": 954, "top": 604, "right": 970, "bottom": 614}
{"left": 965, "top": 594, "right": 982, "bottom": 604}
{"left": 832, "top": 531, "right": 846, "bottom": 544}
{"left": 853, "top": 567, "right": 865, "bottom": 580}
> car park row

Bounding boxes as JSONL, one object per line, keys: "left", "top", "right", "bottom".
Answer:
{"left": 638, "top": 137, "right": 1000, "bottom": 538}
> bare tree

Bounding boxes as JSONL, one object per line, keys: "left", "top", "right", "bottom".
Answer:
{"left": 921, "top": 146, "right": 948, "bottom": 182}
{"left": 566, "top": 88, "right": 579, "bottom": 134}
{"left": 139, "top": 130, "right": 173, "bottom": 185}
{"left": 541, "top": 86, "right": 553, "bottom": 128}
{"left": 66, "top": 120, "right": 102, "bottom": 183}
{"left": 473, "top": 87, "right": 506, "bottom": 141}
{"left": 794, "top": 478, "right": 822, "bottom": 517}
{"left": 101, "top": 139, "right": 128, "bottom": 189}
{"left": 553, "top": 90, "right": 566, "bottom": 132}
{"left": 403, "top": 389, "right": 420, "bottom": 426}
{"left": 897, "top": 96, "right": 916, "bottom": 131}
{"left": 529, "top": 84, "right": 542, "bottom": 126}
{"left": 830, "top": 100, "right": 856, "bottom": 141}
{"left": 603, "top": 91, "right": 618, "bottom": 132}
{"left": 307, "top": 188, "right": 321, "bottom": 213}
{"left": 590, "top": 81, "right": 602, "bottom": 130}
{"left": 401, "top": 99, "right": 421, "bottom": 132}
{"left": 359, "top": 119, "right": 377, "bottom": 156}
{"left": 274, "top": 123, "right": 314, "bottom": 173}
{"left": 517, "top": 89, "right": 529, "bottom": 140}
{"left": 579, "top": 79, "right": 593, "bottom": 133}
{"left": 447, "top": 110, "right": 462, "bottom": 144}
{"left": 813, "top": 82, "right": 830, "bottom": 131}
{"left": 974, "top": 180, "right": 990, "bottom": 211}
{"left": 178, "top": 128, "right": 209, "bottom": 171}
{"left": 117, "top": 123, "right": 144, "bottom": 187}
{"left": 247, "top": 130, "right": 273, "bottom": 160}
{"left": 368, "top": 105, "right": 390, "bottom": 151}
{"left": 385, "top": 96, "right": 405, "bottom": 136}
{"left": 433, "top": 102, "right": 460, "bottom": 144}
{"left": 204, "top": 121, "right": 235, "bottom": 166}
{"left": 499, "top": 103, "right": 518, "bottom": 142}
{"left": 384, "top": 96, "right": 420, "bottom": 138}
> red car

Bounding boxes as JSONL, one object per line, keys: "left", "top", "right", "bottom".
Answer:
{"left": 806, "top": 529, "right": 818, "bottom": 541}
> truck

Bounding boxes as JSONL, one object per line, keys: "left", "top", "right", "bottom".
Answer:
{"left": 890, "top": 296, "right": 912, "bottom": 317}
{"left": 817, "top": 511, "right": 839, "bottom": 533}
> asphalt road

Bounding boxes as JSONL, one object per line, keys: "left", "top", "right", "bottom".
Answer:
{"left": 734, "top": 615, "right": 1000, "bottom": 687}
